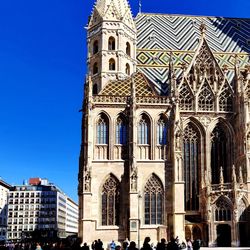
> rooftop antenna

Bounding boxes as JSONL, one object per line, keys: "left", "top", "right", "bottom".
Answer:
{"left": 139, "top": 0, "right": 142, "bottom": 14}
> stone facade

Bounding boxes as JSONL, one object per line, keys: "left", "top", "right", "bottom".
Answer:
{"left": 79, "top": 0, "right": 250, "bottom": 247}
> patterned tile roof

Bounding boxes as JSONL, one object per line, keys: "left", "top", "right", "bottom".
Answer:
{"left": 99, "top": 72, "right": 156, "bottom": 96}
{"left": 135, "top": 14, "right": 250, "bottom": 94}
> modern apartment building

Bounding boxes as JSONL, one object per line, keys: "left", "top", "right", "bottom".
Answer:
{"left": 0, "top": 179, "right": 11, "bottom": 242}
{"left": 65, "top": 197, "right": 78, "bottom": 237}
{"left": 7, "top": 178, "right": 78, "bottom": 241}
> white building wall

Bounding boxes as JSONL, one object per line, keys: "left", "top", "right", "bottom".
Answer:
{"left": 0, "top": 180, "right": 10, "bottom": 242}
{"left": 65, "top": 197, "right": 78, "bottom": 236}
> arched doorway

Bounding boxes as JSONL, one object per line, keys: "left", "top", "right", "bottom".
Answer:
{"left": 216, "top": 224, "right": 231, "bottom": 247}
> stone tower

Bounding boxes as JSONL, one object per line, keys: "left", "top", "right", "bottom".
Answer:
{"left": 87, "top": 0, "right": 137, "bottom": 93}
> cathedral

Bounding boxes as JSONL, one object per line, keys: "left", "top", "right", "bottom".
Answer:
{"left": 78, "top": 0, "right": 250, "bottom": 247}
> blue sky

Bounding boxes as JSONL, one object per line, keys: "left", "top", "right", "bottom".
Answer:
{"left": 0, "top": 0, "right": 249, "bottom": 203}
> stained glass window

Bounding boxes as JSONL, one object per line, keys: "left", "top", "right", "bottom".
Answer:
{"left": 157, "top": 117, "right": 167, "bottom": 145}
{"left": 96, "top": 115, "right": 108, "bottom": 144}
{"left": 138, "top": 115, "right": 150, "bottom": 144}
{"left": 101, "top": 175, "right": 120, "bottom": 225}
{"left": 183, "top": 124, "right": 200, "bottom": 211}
{"left": 144, "top": 175, "right": 163, "bottom": 225}
{"left": 115, "top": 117, "right": 127, "bottom": 145}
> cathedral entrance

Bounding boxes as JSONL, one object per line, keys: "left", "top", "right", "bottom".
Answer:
{"left": 239, "top": 223, "right": 247, "bottom": 247}
{"left": 216, "top": 224, "right": 231, "bottom": 247}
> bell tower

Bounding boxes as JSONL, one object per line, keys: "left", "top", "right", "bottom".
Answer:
{"left": 87, "top": 0, "right": 137, "bottom": 93}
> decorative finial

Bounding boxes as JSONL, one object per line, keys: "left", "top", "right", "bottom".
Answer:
{"left": 219, "top": 166, "right": 224, "bottom": 185}
{"left": 139, "top": 0, "right": 142, "bottom": 14}
{"left": 232, "top": 165, "right": 237, "bottom": 184}
{"left": 239, "top": 166, "right": 244, "bottom": 187}
{"left": 200, "top": 21, "right": 206, "bottom": 37}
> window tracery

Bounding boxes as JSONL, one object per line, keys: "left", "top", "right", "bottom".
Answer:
{"left": 96, "top": 114, "right": 108, "bottom": 144}
{"left": 115, "top": 117, "right": 127, "bottom": 145}
{"left": 219, "top": 85, "right": 233, "bottom": 111}
{"left": 157, "top": 116, "right": 167, "bottom": 145}
{"left": 211, "top": 124, "right": 228, "bottom": 184}
{"left": 214, "top": 198, "right": 231, "bottom": 221}
{"left": 101, "top": 175, "right": 120, "bottom": 225}
{"left": 144, "top": 175, "right": 163, "bottom": 225}
{"left": 179, "top": 82, "right": 193, "bottom": 110}
{"left": 198, "top": 82, "right": 214, "bottom": 111}
{"left": 183, "top": 124, "right": 200, "bottom": 211}
{"left": 138, "top": 115, "right": 150, "bottom": 144}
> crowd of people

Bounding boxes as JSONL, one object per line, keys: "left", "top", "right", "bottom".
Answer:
{"left": 0, "top": 236, "right": 201, "bottom": 250}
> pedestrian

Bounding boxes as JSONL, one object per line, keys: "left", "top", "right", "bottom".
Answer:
{"left": 141, "top": 237, "right": 151, "bottom": 250}
{"left": 186, "top": 239, "right": 192, "bottom": 250}
{"left": 35, "top": 243, "right": 42, "bottom": 250}
{"left": 127, "top": 242, "right": 138, "bottom": 250}
{"left": 109, "top": 241, "right": 116, "bottom": 250}
{"left": 156, "top": 238, "right": 166, "bottom": 250}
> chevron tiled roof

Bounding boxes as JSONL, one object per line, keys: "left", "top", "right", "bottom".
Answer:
{"left": 99, "top": 72, "right": 156, "bottom": 96}
{"left": 135, "top": 14, "right": 250, "bottom": 94}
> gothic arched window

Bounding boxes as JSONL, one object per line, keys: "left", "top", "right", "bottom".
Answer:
{"left": 93, "top": 62, "right": 98, "bottom": 75}
{"left": 211, "top": 124, "right": 228, "bottom": 184}
{"left": 144, "top": 175, "right": 163, "bottom": 225}
{"left": 198, "top": 82, "right": 214, "bottom": 111}
{"left": 126, "top": 42, "right": 131, "bottom": 56}
{"left": 96, "top": 114, "right": 108, "bottom": 144}
{"left": 125, "top": 63, "right": 130, "bottom": 75}
{"left": 183, "top": 124, "right": 200, "bottom": 211}
{"left": 108, "top": 37, "right": 116, "bottom": 50}
{"left": 109, "top": 58, "right": 116, "bottom": 71}
{"left": 179, "top": 82, "right": 193, "bottom": 110}
{"left": 93, "top": 83, "right": 98, "bottom": 95}
{"left": 138, "top": 114, "right": 150, "bottom": 144}
{"left": 115, "top": 116, "right": 127, "bottom": 145}
{"left": 214, "top": 197, "right": 231, "bottom": 221}
{"left": 101, "top": 175, "right": 120, "bottom": 225}
{"left": 219, "top": 85, "right": 233, "bottom": 112}
{"left": 93, "top": 40, "right": 99, "bottom": 54}
{"left": 157, "top": 115, "right": 168, "bottom": 145}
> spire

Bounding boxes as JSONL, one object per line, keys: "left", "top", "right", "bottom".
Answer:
{"left": 92, "top": 0, "right": 133, "bottom": 23}
{"left": 139, "top": 0, "right": 142, "bottom": 13}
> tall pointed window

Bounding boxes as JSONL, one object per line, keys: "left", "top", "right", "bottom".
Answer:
{"left": 102, "top": 175, "right": 120, "bottom": 226}
{"left": 96, "top": 114, "right": 108, "bottom": 144}
{"left": 138, "top": 114, "right": 150, "bottom": 144}
{"left": 108, "top": 37, "right": 116, "bottom": 50}
{"left": 144, "top": 175, "right": 163, "bottom": 225}
{"left": 93, "top": 40, "right": 99, "bottom": 54}
{"left": 126, "top": 42, "right": 131, "bottom": 56}
{"left": 109, "top": 58, "right": 116, "bottom": 71}
{"left": 115, "top": 116, "right": 127, "bottom": 145}
{"left": 125, "top": 63, "right": 130, "bottom": 75}
{"left": 93, "top": 62, "right": 98, "bottom": 75}
{"left": 183, "top": 124, "right": 200, "bottom": 211}
{"left": 211, "top": 124, "right": 228, "bottom": 183}
{"left": 93, "top": 83, "right": 98, "bottom": 95}
{"left": 157, "top": 115, "right": 168, "bottom": 145}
